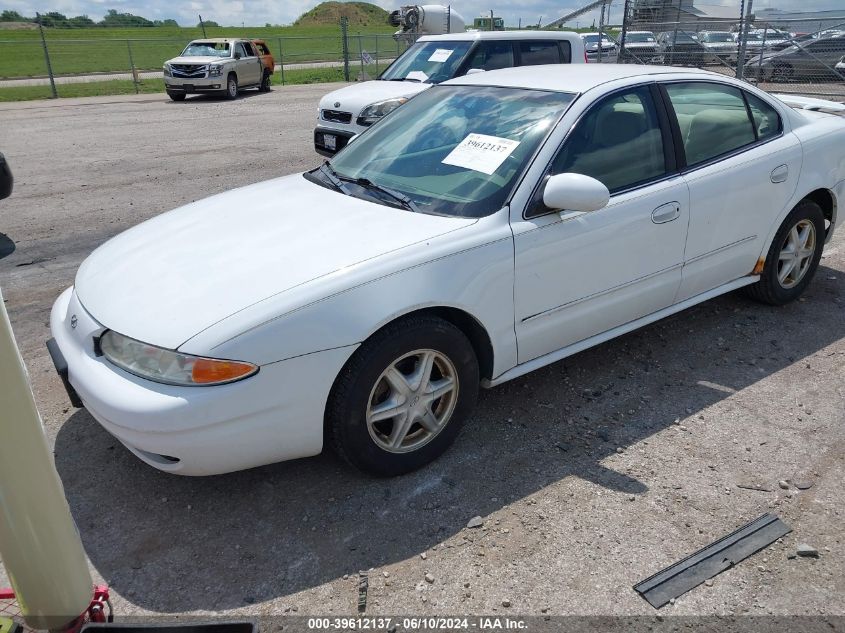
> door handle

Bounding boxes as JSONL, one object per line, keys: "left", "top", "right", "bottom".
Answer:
{"left": 651, "top": 202, "right": 681, "bottom": 224}
{"left": 771, "top": 164, "right": 789, "bottom": 183}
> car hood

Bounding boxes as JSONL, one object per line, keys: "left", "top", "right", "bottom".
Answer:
{"left": 75, "top": 174, "right": 475, "bottom": 350}
{"left": 318, "top": 81, "right": 430, "bottom": 115}
{"left": 167, "top": 56, "right": 228, "bottom": 65}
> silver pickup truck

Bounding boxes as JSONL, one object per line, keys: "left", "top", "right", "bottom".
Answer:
{"left": 163, "top": 38, "right": 270, "bottom": 101}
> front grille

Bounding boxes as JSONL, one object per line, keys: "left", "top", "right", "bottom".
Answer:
{"left": 171, "top": 64, "right": 208, "bottom": 79}
{"left": 321, "top": 109, "right": 353, "bottom": 124}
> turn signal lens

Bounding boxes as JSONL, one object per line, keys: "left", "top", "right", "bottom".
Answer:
{"left": 191, "top": 358, "right": 257, "bottom": 384}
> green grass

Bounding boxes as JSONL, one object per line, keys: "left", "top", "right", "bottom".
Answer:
{"left": 0, "top": 24, "right": 397, "bottom": 78}
{"left": 0, "top": 65, "right": 356, "bottom": 101}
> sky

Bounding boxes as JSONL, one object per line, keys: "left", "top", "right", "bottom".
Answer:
{"left": 5, "top": 0, "right": 844, "bottom": 28}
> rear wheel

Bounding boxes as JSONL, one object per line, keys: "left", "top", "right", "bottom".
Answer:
{"left": 167, "top": 91, "right": 186, "bottom": 102}
{"left": 226, "top": 73, "right": 238, "bottom": 99}
{"left": 744, "top": 200, "right": 824, "bottom": 305}
{"left": 259, "top": 70, "right": 272, "bottom": 92}
{"left": 326, "top": 315, "right": 479, "bottom": 477}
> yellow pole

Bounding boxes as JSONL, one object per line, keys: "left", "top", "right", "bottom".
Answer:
{"left": 0, "top": 287, "right": 93, "bottom": 630}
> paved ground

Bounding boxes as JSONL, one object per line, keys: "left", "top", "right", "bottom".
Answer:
{"left": 0, "top": 86, "right": 843, "bottom": 619}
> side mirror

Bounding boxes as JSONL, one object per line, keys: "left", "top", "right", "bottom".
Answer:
{"left": 234, "top": 52, "right": 242, "bottom": 60}
{"left": 0, "top": 153, "right": 12, "bottom": 201}
{"left": 542, "top": 172, "right": 609, "bottom": 213}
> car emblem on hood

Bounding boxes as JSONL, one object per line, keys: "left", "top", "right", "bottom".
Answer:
{"left": 334, "top": 101, "right": 341, "bottom": 107}
{"left": 70, "top": 314, "right": 78, "bottom": 329}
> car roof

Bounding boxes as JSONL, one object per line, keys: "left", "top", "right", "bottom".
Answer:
{"left": 419, "top": 30, "right": 583, "bottom": 42}
{"left": 188, "top": 38, "right": 247, "bottom": 44}
{"left": 443, "top": 63, "right": 713, "bottom": 92}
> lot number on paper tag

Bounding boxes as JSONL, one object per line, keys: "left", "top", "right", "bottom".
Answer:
{"left": 442, "top": 133, "right": 520, "bottom": 175}
{"left": 428, "top": 48, "right": 454, "bottom": 63}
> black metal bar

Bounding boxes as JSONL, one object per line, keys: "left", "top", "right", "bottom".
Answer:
{"left": 634, "top": 513, "right": 791, "bottom": 609}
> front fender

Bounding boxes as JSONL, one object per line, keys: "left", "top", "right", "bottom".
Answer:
{"left": 180, "top": 217, "right": 517, "bottom": 378}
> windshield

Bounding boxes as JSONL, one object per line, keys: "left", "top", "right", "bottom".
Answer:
{"left": 380, "top": 41, "right": 473, "bottom": 83}
{"left": 583, "top": 35, "right": 611, "bottom": 45}
{"left": 701, "top": 32, "right": 733, "bottom": 42}
{"left": 626, "top": 32, "right": 655, "bottom": 43}
{"left": 324, "top": 86, "right": 575, "bottom": 218}
{"left": 182, "top": 42, "right": 230, "bottom": 58}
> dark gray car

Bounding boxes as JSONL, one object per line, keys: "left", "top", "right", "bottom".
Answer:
{"left": 746, "top": 35, "right": 845, "bottom": 82}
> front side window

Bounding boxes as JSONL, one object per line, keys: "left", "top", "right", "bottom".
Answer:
{"left": 324, "top": 86, "right": 575, "bottom": 217}
{"left": 518, "top": 41, "right": 563, "bottom": 65}
{"left": 379, "top": 41, "right": 473, "bottom": 83}
{"left": 465, "top": 41, "right": 515, "bottom": 71}
{"left": 548, "top": 86, "right": 667, "bottom": 193}
{"left": 665, "top": 82, "right": 756, "bottom": 166}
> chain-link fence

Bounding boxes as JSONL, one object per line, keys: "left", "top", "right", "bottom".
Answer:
{"left": 0, "top": 18, "right": 407, "bottom": 98}
{"left": 606, "top": 1, "right": 845, "bottom": 99}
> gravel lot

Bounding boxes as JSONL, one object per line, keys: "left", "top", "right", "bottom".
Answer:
{"left": 0, "top": 85, "right": 843, "bottom": 619}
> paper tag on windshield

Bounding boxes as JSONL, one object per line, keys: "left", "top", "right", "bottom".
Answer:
{"left": 406, "top": 70, "right": 429, "bottom": 82}
{"left": 441, "top": 133, "right": 520, "bottom": 175}
{"left": 428, "top": 48, "right": 453, "bottom": 63}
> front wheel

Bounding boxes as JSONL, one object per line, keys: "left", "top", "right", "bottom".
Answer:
{"left": 326, "top": 315, "right": 479, "bottom": 477}
{"left": 225, "top": 74, "right": 238, "bottom": 100}
{"left": 744, "top": 200, "right": 824, "bottom": 305}
{"left": 771, "top": 63, "right": 793, "bottom": 83}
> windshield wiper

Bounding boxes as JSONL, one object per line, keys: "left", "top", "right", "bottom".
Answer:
{"left": 318, "top": 162, "right": 352, "bottom": 194}
{"left": 354, "top": 178, "right": 421, "bottom": 213}
{"left": 389, "top": 77, "right": 421, "bottom": 82}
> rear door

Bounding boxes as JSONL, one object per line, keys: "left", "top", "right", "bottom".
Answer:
{"left": 661, "top": 81, "right": 802, "bottom": 301}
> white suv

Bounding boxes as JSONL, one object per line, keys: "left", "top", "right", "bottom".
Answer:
{"left": 164, "top": 38, "right": 267, "bottom": 101}
{"left": 314, "top": 31, "right": 586, "bottom": 156}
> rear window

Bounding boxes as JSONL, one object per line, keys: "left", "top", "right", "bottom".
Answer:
{"left": 518, "top": 41, "right": 564, "bottom": 65}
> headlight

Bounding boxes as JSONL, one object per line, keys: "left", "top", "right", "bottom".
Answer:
{"left": 163, "top": 63, "right": 172, "bottom": 77}
{"left": 100, "top": 330, "right": 258, "bottom": 387}
{"left": 356, "top": 97, "right": 408, "bottom": 126}
{"left": 209, "top": 64, "right": 223, "bottom": 77}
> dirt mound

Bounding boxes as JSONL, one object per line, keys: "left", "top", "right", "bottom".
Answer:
{"left": 295, "top": 2, "right": 389, "bottom": 27}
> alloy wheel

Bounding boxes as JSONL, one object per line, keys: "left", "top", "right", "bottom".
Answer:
{"left": 366, "top": 349, "right": 459, "bottom": 454}
{"left": 777, "top": 219, "right": 816, "bottom": 289}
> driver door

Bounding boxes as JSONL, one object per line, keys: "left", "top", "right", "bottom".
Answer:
{"left": 511, "top": 84, "right": 690, "bottom": 363}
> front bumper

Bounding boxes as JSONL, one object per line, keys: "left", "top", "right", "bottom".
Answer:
{"left": 49, "top": 287, "right": 356, "bottom": 475}
{"left": 164, "top": 77, "right": 225, "bottom": 93}
{"left": 314, "top": 125, "right": 359, "bottom": 157}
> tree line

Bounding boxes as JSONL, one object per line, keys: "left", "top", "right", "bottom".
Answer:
{"left": 0, "top": 10, "right": 220, "bottom": 28}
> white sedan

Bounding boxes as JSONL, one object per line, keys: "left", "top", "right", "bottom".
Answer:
{"left": 50, "top": 65, "right": 845, "bottom": 476}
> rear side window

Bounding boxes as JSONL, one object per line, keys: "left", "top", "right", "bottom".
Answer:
{"left": 518, "top": 41, "right": 562, "bottom": 65}
{"left": 744, "top": 92, "right": 782, "bottom": 140}
{"left": 665, "top": 82, "right": 756, "bottom": 166}
{"left": 256, "top": 43, "right": 270, "bottom": 55}
{"left": 465, "top": 41, "right": 515, "bottom": 71}
{"left": 242, "top": 42, "right": 255, "bottom": 57}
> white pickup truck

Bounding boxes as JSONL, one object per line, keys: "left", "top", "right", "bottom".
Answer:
{"left": 314, "top": 31, "right": 587, "bottom": 156}
{"left": 163, "top": 38, "right": 270, "bottom": 101}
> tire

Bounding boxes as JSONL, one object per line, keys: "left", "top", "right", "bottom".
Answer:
{"left": 167, "top": 92, "right": 186, "bottom": 102}
{"left": 771, "top": 63, "right": 793, "bottom": 83}
{"left": 226, "top": 73, "right": 238, "bottom": 100}
{"left": 743, "top": 200, "right": 825, "bottom": 306}
{"left": 259, "top": 70, "right": 271, "bottom": 92}
{"left": 326, "top": 315, "right": 479, "bottom": 477}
